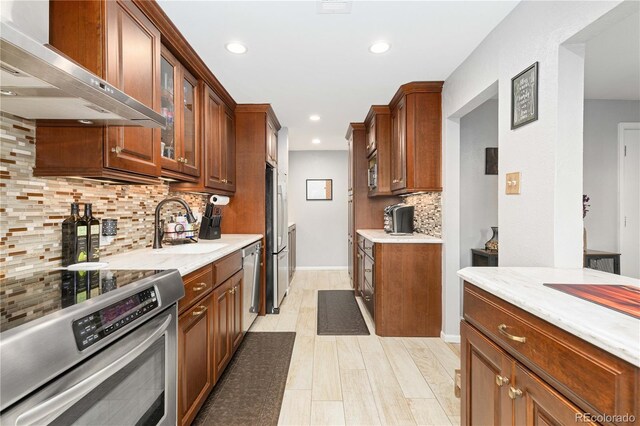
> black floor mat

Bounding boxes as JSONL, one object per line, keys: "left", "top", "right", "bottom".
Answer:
{"left": 317, "top": 290, "right": 370, "bottom": 335}
{"left": 193, "top": 332, "right": 296, "bottom": 426}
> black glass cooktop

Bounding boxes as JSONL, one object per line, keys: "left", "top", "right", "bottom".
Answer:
{"left": 0, "top": 269, "right": 163, "bottom": 333}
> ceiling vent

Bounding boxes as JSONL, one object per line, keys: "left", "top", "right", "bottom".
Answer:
{"left": 316, "top": 0, "right": 352, "bottom": 14}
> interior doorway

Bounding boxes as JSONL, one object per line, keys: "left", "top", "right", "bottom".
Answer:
{"left": 581, "top": 7, "right": 640, "bottom": 277}
{"left": 619, "top": 123, "right": 640, "bottom": 278}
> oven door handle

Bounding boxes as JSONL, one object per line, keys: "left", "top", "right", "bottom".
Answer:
{"left": 15, "top": 315, "right": 172, "bottom": 426}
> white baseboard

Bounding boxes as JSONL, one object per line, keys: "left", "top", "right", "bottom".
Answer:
{"left": 296, "top": 266, "right": 348, "bottom": 271}
{"left": 441, "top": 331, "right": 461, "bottom": 343}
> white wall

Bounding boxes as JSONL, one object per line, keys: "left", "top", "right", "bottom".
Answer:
{"left": 288, "top": 150, "right": 348, "bottom": 269}
{"left": 1, "top": 0, "right": 48, "bottom": 43}
{"left": 583, "top": 100, "right": 640, "bottom": 251}
{"left": 460, "top": 99, "right": 499, "bottom": 268}
{"left": 441, "top": 0, "right": 631, "bottom": 340}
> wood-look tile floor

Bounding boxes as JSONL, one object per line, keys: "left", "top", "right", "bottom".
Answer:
{"left": 249, "top": 270, "right": 461, "bottom": 426}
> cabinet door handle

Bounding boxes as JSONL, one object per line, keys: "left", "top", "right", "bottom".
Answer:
{"left": 498, "top": 324, "right": 527, "bottom": 343}
{"left": 392, "top": 179, "right": 399, "bottom": 183}
{"left": 495, "top": 375, "right": 510, "bottom": 387}
{"left": 111, "top": 146, "right": 122, "bottom": 154}
{"left": 183, "top": 158, "right": 188, "bottom": 165}
{"left": 192, "top": 283, "right": 207, "bottom": 292}
{"left": 228, "top": 287, "right": 235, "bottom": 295}
{"left": 192, "top": 306, "right": 207, "bottom": 317}
{"left": 508, "top": 387, "right": 523, "bottom": 399}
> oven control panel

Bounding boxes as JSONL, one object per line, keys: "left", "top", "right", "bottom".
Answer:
{"left": 72, "top": 287, "right": 158, "bottom": 351}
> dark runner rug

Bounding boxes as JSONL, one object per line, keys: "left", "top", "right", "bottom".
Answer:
{"left": 192, "top": 332, "right": 296, "bottom": 426}
{"left": 317, "top": 290, "right": 370, "bottom": 335}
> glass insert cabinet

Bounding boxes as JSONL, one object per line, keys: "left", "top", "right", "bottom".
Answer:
{"left": 160, "top": 46, "right": 200, "bottom": 178}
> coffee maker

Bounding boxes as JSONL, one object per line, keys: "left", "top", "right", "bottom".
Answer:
{"left": 383, "top": 204, "right": 414, "bottom": 235}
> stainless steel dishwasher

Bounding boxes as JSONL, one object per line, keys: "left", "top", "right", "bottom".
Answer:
{"left": 242, "top": 241, "right": 262, "bottom": 332}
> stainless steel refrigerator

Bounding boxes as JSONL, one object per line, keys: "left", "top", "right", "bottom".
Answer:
{"left": 266, "top": 165, "right": 289, "bottom": 313}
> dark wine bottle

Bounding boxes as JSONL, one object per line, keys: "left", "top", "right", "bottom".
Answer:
{"left": 83, "top": 203, "right": 100, "bottom": 262}
{"left": 61, "top": 203, "right": 80, "bottom": 267}
{"left": 75, "top": 208, "right": 88, "bottom": 264}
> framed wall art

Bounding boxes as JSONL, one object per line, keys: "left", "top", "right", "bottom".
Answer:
{"left": 511, "top": 62, "right": 539, "bottom": 129}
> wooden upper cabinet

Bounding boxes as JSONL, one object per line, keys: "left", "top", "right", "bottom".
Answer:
{"left": 365, "top": 106, "right": 392, "bottom": 196}
{"left": 266, "top": 119, "right": 278, "bottom": 166}
{"left": 35, "top": 0, "right": 161, "bottom": 183}
{"left": 389, "top": 82, "right": 443, "bottom": 194}
{"left": 170, "top": 84, "right": 235, "bottom": 194}
{"left": 160, "top": 45, "right": 200, "bottom": 180}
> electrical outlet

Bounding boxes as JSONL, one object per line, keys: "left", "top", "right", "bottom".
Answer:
{"left": 506, "top": 172, "right": 521, "bottom": 195}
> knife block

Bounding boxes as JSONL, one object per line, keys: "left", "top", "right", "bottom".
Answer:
{"left": 198, "top": 215, "right": 221, "bottom": 240}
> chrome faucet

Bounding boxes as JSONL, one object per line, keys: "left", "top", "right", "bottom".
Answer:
{"left": 153, "top": 197, "right": 198, "bottom": 249}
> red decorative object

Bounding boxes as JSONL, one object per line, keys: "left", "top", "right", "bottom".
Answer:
{"left": 544, "top": 284, "right": 640, "bottom": 319}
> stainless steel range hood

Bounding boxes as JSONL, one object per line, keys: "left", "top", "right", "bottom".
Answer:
{"left": 0, "top": 22, "right": 166, "bottom": 128}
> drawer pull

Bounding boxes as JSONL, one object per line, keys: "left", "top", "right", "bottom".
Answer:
{"left": 228, "top": 287, "right": 235, "bottom": 295}
{"left": 508, "top": 387, "right": 523, "bottom": 399}
{"left": 192, "top": 306, "right": 207, "bottom": 317}
{"left": 364, "top": 268, "right": 372, "bottom": 272}
{"left": 192, "top": 283, "right": 207, "bottom": 292}
{"left": 498, "top": 324, "right": 526, "bottom": 343}
{"left": 495, "top": 375, "right": 509, "bottom": 387}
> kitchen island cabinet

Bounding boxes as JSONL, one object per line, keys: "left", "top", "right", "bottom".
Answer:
{"left": 458, "top": 268, "right": 640, "bottom": 426}
{"left": 356, "top": 230, "right": 443, "bottom": 337}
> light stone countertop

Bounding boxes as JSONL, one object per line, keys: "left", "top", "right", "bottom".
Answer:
{"left": 458, "top": 267, "right": 640, "bottom": 367}
{"left": 101, "top": 234, "right": 262, "bottom": 276}
{"left": 357, "top": 229, "right": 443, "bottom": 244}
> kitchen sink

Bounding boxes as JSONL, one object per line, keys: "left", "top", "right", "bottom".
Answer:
{"left": 152, "top": 243, "right": 228, "bottom": 255}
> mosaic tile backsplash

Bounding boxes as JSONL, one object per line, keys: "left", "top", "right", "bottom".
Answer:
{"left": 403, "top": 192, "right": 442, "bottom": 238}
{"left": 0, "top": 113, "right": 209, "bottom": 280}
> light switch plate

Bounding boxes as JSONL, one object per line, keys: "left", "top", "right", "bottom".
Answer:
{"left": 506, "top": 172, "right": 521, "bottom": 195}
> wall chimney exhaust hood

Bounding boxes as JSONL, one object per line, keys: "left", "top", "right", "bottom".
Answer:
{"left": 0, "top": 22, "right": 166, "bottom": 128}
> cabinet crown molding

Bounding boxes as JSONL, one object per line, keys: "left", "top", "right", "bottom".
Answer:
{"left": 345, "top": 122, "right": 366, "bottom": 139}
{"left": 235, "top": 104, "right": 282, "bottom": 130}
{"left": 364, "top": 105, "right": 391, "bottom": 124}
{"left": 389, "top": 81, "right": 444, "bottom": 109}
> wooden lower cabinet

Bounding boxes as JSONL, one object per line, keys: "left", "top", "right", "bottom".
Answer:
{"left": 461, "top": 321, "right": 596, "bottom": 426}
{"left": 178, "top": 293, "right": 214, "bottom": 426}
{"left": 213, "top": 278, "right": 232, "bottom": 378}
{"left": 213, "top": 270, "right": 243, "bottom": 380}
{"left": 462, "top": 282, "right": 639, "bottom": 426}
{"left": 230, "top": 271, "right": 243, "bottom": 351}
{"left": 178, "top": 253, "right": 245, "bottom": 426}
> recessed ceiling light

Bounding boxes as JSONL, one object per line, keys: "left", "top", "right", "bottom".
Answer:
{"left": 225, "top": 42, "right": 247, "bottom": 54}
{"left": 309, "top": 115, "right": 320, "bottom": 121}
{"left": 0, "top": 89, "right": 17, "bottom": 96}
{"left": 369, "top": 41, "right": 390, "bottom": 54}
{"left": 312, "top": 139, "right": 321, "bottom": 144}
{"left": 77, "top": 119, "right": 94, "bottom": 125}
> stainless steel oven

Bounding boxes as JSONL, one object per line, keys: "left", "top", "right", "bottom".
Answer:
{"left": 0, "top": 269, "right": 184, "bottom": 426}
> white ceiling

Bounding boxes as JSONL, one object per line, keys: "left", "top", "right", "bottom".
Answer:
{"left": 584, "top": 11, "right": 640, "bottom": 101}
{"left": 157, "top": 1, "right": 519, "bottom": 150}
